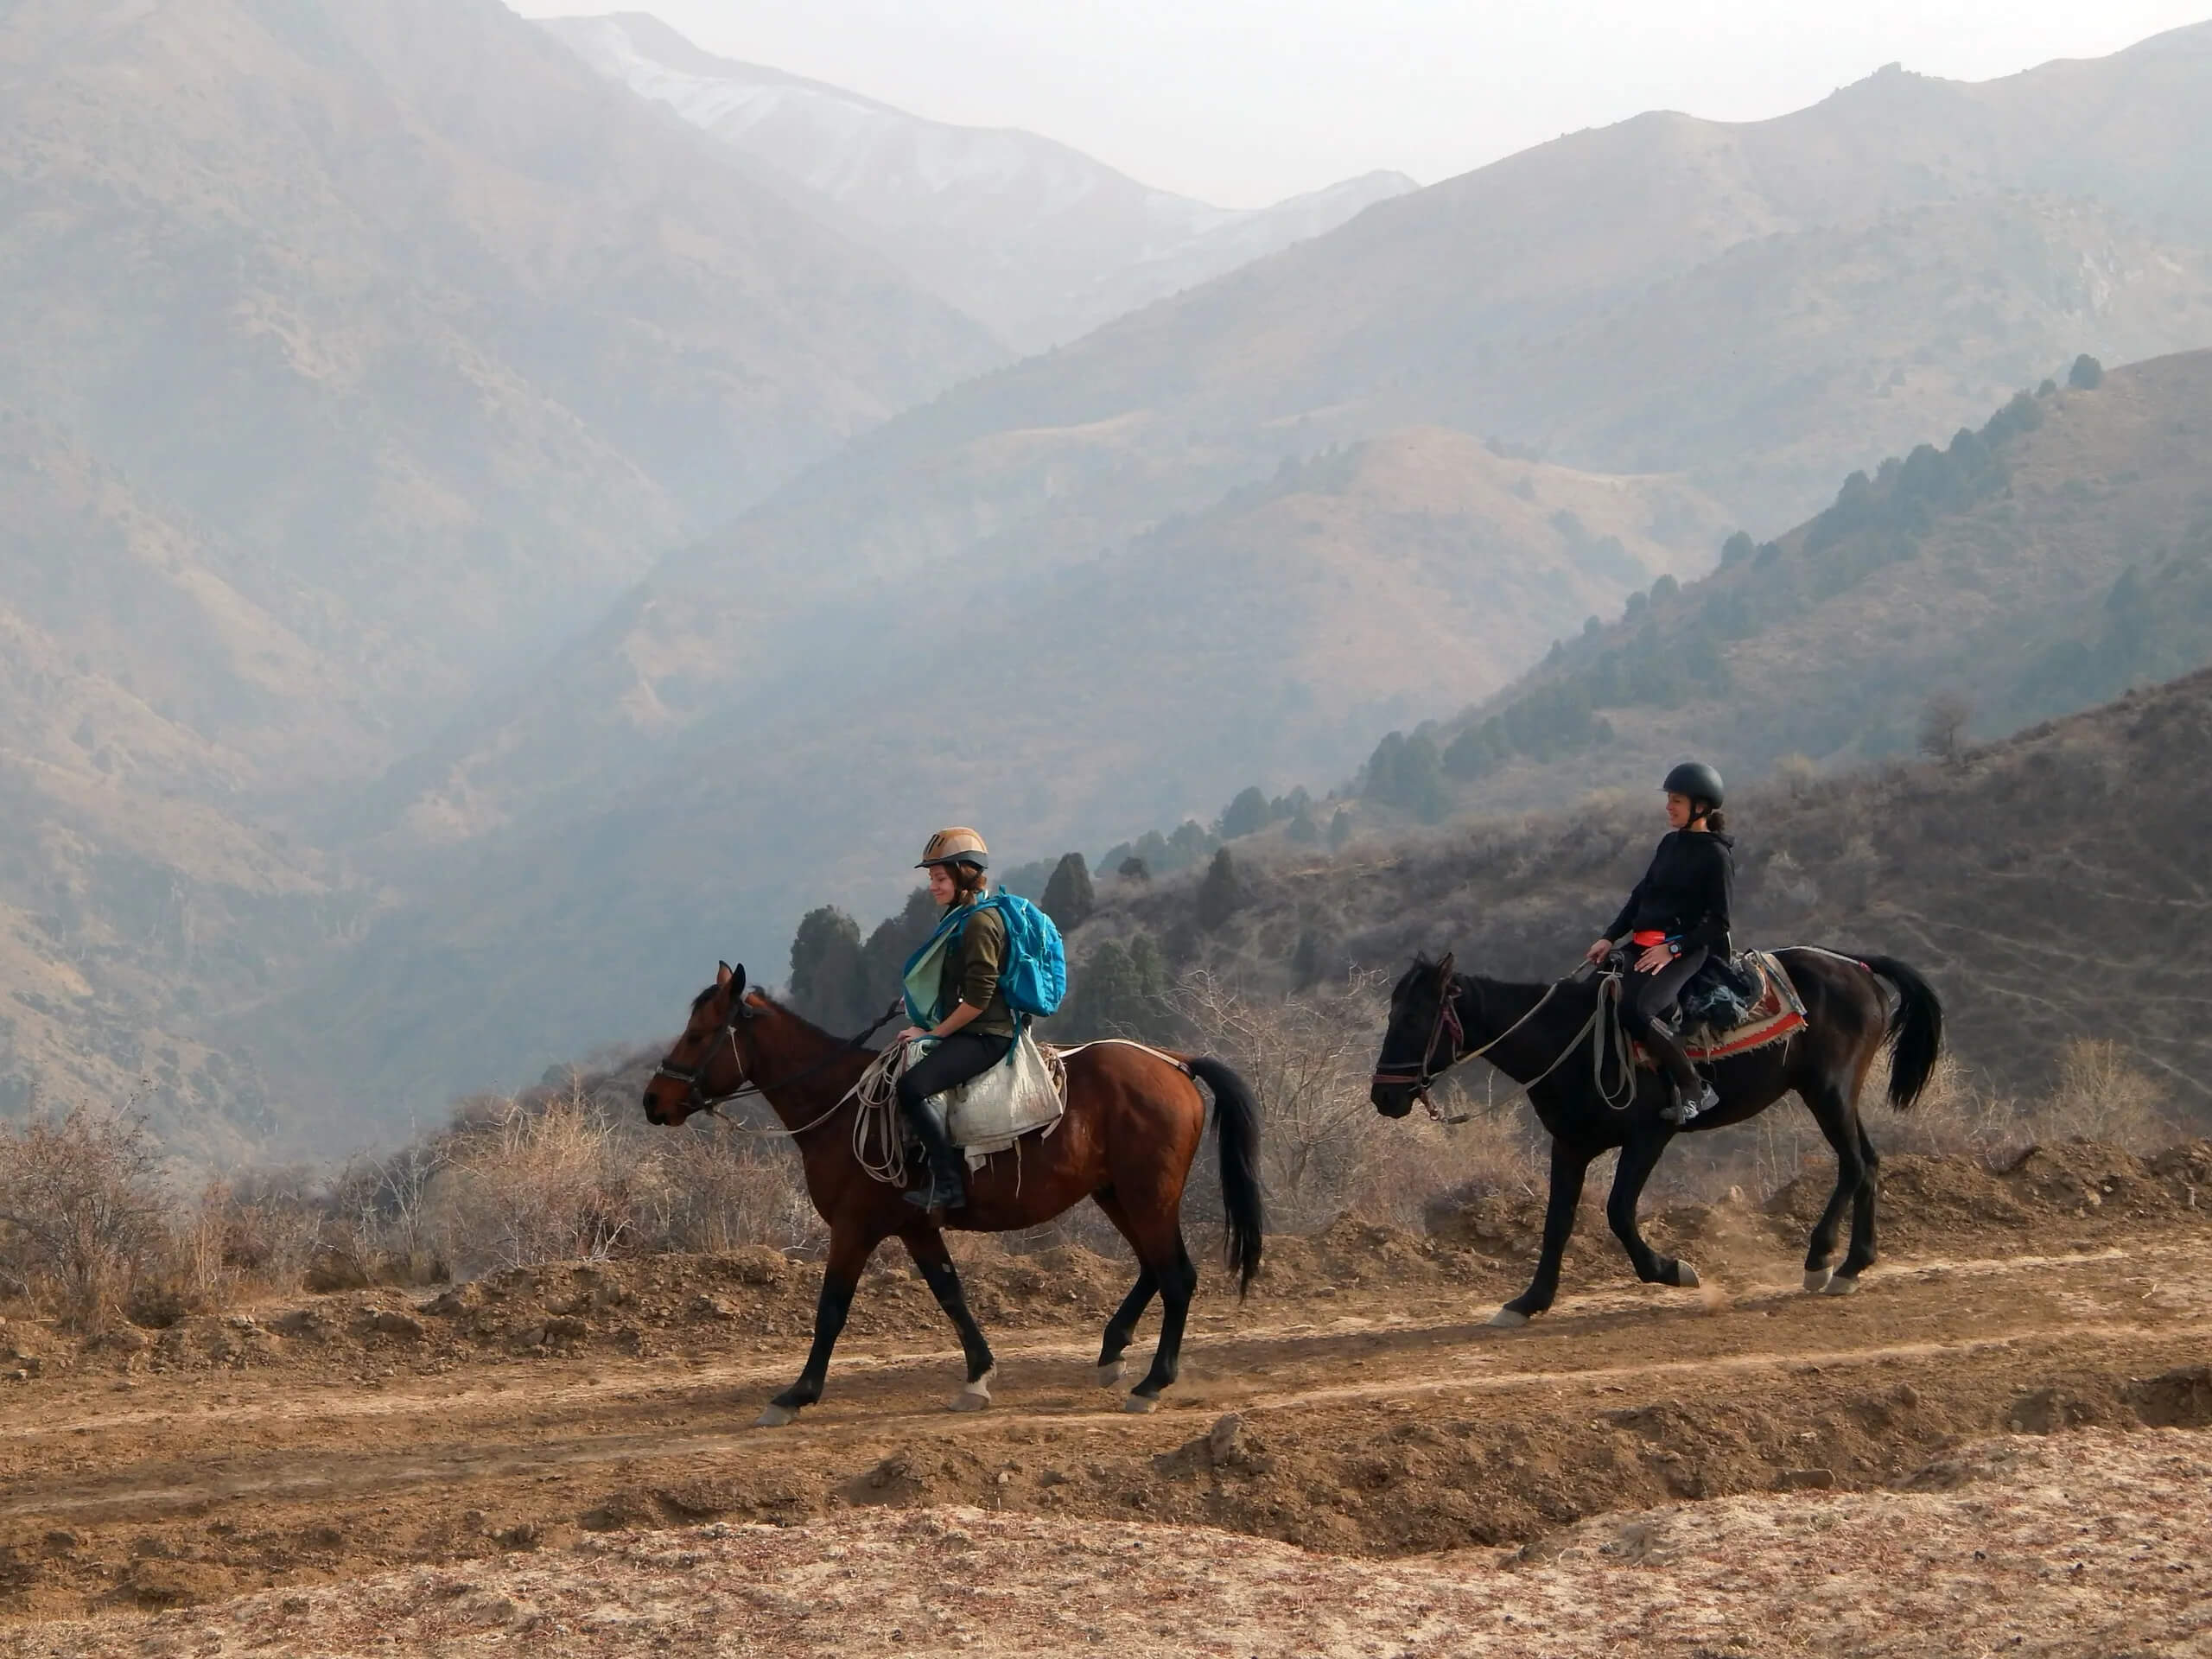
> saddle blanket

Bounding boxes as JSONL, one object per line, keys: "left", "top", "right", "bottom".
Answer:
{"left": 938, "top": 1030, "right": 1067, "bottom": 1166}
{"left": 1634, "top": 950, "right": 1807, "bottom": 1067}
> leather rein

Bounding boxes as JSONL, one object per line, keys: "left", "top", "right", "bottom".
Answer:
{"left": 652, "top": 998, "right": 902, "bottom": 1124}
{"left": 1370, "top": 957, "right": 1581, "bottom": 1116}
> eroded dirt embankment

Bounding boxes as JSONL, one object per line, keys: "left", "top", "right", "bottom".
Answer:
{"left": 0, "top": 1141, "right": 2208, "bottom": 1628}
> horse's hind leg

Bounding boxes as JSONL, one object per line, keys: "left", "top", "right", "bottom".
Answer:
{"left": 1801, "top": 1084, "right": 1872, "bottom": 1294}
{"left": 1128, "top": 1236, "right": 1198, "bottom": 1412}
{"left": 1093, "top": 1188, "right": 1195, "bottom": 1413}
{"left": 1605, "top": 1131, "right": 1700, "bottom": 1289}
{"left": 900, "top": 1224, "right": 997, "bottom": 1410}
{"left": 1090, "top": 1189, "right": 1166, "bottom": 1393}
{"left": 1839, "top": 1116, "right": 1882, "bottom": 1287}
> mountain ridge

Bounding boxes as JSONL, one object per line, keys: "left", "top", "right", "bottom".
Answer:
{"left": 540, "top": 10, "right": 1419, "bottom": 351}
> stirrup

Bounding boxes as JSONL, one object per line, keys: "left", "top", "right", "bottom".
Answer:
{"left": 903, "top": 1160, "right": 967, "bottom": 1211}
{"left": 1663, "top": 1082, "right": 1719, "bottom": 1126}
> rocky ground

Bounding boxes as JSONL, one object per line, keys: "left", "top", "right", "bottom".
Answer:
{"left": 2, "top": 1141, "right": 2209, "bottom": 1655}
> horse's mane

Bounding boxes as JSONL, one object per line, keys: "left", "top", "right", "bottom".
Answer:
{"left": 690, "top": 981, "right": 858, "bottom": 1047}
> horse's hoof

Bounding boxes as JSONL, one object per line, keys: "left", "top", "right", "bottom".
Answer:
{"left": 950, "top": 1369, "right": 995, "bottom": 1412}
{"left": 1802, "top": 1268, "right": 1833, "bottom": 1294}
{"left": 1821, "top": 1273, "right": 1861, "bottom": 1297}
{"left": 755, "top": 1402, "right": 800, "bottom": 1428}
{"left": 1097, "top": 1361, "right": 1126, "bottom": 1389}
{"left": 1669, "top": 1262, "right": 1700, "bottom": 1290}
{"left": 1123, "top": 1393, "right": 1160, "bottom": 1414}
{"left": 1489, "top": 1307, "right": 1531, "bottom": 1328}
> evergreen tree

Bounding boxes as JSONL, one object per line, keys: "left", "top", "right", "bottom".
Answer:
{"left": 1117, "top": 855, "right": 1151, "bottom": 882}
{"left": 788, "top": 906, "right": 867, "bottom": 1030}
{"left": 1327, "top": 809, "right": 1354, "bottom": 852}
{"left": 1040, "top": 852, "right": 1096, "bottom": 932}
{"left": 1218, "top": 785, "right": 1270, "bottom": 841}
{"left": 1719, "top": 530, "right": 1755, "bottom": 567}
{"left": 2068, "top": 353, "right": 2104, "bottom": 390}
{"left": 1284, "top": 804, "right": 1320, "bottom": 845}
{"left": 1195, "top": 848, "right": 1249, "bottom": 931}
{"left": 859, "top": 888, "right": 940, "bottom": 1014}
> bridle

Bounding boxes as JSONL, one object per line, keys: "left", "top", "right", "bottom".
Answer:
{"left": 652, "top": 996, "right": 901, "bottom": 1123}
{"left": 1370, "top": 954, "right": 1586, "bottom": 1114}
{"left": 1370, "top": 956, "right": 1467, "bottom": 1101}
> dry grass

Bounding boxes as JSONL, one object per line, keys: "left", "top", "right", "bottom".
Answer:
{"left": 0, "top": 1016, "right": 2191, "bottom": 1331}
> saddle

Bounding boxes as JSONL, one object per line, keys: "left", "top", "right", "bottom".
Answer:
{"left": 1634, "top": 950, "right": 1807, "bottom": 1067}
{"left": 934, "top": 1030, "right": 1067, "bottom": 1167}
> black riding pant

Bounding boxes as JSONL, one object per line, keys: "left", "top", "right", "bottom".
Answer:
{"left": 1622, "top": 944, "right": 1707, "bottom": 1090}
{"left": 896, "top": 1032, "right": 1014, "bottom": 1124}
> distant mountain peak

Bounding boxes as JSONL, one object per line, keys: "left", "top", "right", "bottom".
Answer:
{"left": 540, "top": 11, "right": 1418, "bottom": 350}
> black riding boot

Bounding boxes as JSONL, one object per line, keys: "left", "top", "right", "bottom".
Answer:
{"left": 1644, "top": 1022, "right": 1719, "bottom": 1125}
{"left": 900, "top": 1093, "right": 968, "bottom": 1211}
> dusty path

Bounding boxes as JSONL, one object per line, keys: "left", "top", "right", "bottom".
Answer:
{"left": 2, "top": 1141, "right": 2209, "bottom": 1644}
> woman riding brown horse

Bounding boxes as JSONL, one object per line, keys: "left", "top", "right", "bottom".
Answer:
{"left": 643, "top": 962, "right": 1263, "bottom": 1421}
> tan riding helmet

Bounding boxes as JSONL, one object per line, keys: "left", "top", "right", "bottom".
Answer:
{"left": 917, "top": 827, "right": 989, "bottom": 870}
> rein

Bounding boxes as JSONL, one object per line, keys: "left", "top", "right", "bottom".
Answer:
{"left": 1373, "top": 960, "right": 1640, "bottom": 1114}
{"left": 653, "top": 1000, "right": 902, "bottom": 1126}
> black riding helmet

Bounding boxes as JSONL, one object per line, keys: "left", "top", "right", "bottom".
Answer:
{"left": 1662, "top": 760, "right": 1724, "bottom": 815}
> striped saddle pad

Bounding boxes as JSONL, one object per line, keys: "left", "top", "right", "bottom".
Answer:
{"left": 1634, "top": 950, "right": 1808, "bottom": 1067}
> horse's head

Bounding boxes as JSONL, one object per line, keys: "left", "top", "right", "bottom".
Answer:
{"left": 643, "top": 961, "right": 756, "bottom": 1127}
{"left": 1370, "top": 952, "right": 1460, "bottom": 1119}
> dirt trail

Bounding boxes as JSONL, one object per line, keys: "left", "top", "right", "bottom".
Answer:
{"left": 1, "top": 1141, "right": 2209, "bottom": 1637}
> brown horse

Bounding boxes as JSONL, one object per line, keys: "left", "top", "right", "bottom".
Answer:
{"left": 642, "top": 963, "right": 1264, "bottom": 1422}
{"left": 1370, "top": 948, "right": 1942, "bottom": 1323}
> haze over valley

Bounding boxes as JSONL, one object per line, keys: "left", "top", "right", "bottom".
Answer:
{"left": 3, "top": 1, "right": 2211, "bottom": 1152}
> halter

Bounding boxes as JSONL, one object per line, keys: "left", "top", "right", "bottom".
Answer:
{"left": 652, "top": 997, "right": 901, "bottom": 1122}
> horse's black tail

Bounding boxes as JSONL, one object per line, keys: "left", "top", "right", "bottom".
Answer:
{"left": 1187, "top": 1057, "right": 1265, "bottom": 1299}
{"left": 1861, "top": 955, "right": 1943, "bottom": 1110}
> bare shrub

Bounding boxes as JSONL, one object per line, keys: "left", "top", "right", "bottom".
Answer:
{"left": 638, "top": 1132, "right": 819, "bottom": 1255}
{"left": 0, "top": 1106, "right": 170, "bottom": 1327}
{"left": 171, "top": 1173, "right": 328, "bottom": 1308}
{"left": 429, "top": 1085, "right": 641, "bottom": 1279}
{"left": 323, "top": 1135, "right": 454, "bottom": 1287}
{"left": 2037, "top": 1039, "right": 2182, "bottom": 1149}
{"left": 1173, "top": 969, "right": 1397, "bottom": 1231}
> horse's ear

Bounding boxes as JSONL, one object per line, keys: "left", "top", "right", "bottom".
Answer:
{"left": 1438, "top": 952, "right": 1456, "bottom": 979}
{"left": 716, "top": 961, "right": 734, "bottom": 988}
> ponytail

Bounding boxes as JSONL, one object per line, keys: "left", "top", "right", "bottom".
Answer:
{"left": 1702, "top": 806, "right": 1728, "bottom": 836}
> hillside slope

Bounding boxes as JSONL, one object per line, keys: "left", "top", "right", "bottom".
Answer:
{"left": 393, "top": 28, "right": 2212, "bottom": 858}
{"left": 1398, "top": 349, "right": 2212, "bottom": 817}
{"left": 1090, "top": 662, "right": 2212, "bottom": 1112}
{"left": 542, "top": 12, "right": 1415, "bottom": 353}
{"left": 248, "top": 438, "right": 1733, "bottom": 1128}
{"left": 0, "top": 0, "right": 1001, "bottom": 736}
{"left": 0, "top": 0, "right": 1002, "bottom": 1155}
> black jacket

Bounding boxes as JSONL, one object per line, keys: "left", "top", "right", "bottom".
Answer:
{"left": 1606, "top": 830, "right": 1735, "bottom": 957}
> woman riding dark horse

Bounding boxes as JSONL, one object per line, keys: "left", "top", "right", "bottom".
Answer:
{"left": 1586, "top": 761, "right": 1733, "bottom": 1126}
{"left": 893, "top": 826, "right": 1016, "bottom": 1213}
{"left": 1370, "top": 769, "right": 1943, "bottom": 1324}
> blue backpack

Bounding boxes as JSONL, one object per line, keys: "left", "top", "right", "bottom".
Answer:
{"left": 905, "top": 893, "right": 1068, "bottom": 1024}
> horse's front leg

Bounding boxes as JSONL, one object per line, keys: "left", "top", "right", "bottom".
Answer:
{"left": 1496, "top": 1138, "right": 1592, "bottom": 1326}
{"left": 759, "top": 1219, "right": 880, "bottom": 1427}
{"left": 1605, "top": 1129, "right": 1700, "bottom": 1289}
{"left": 900, "top": 1222, "right": 998, "bottom": 1411}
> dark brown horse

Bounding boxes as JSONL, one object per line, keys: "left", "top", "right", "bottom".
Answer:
{"left": 643, "top": 963, "right": 1264, "bottom": 1422}
{"left": 1370, "top": 949, "right": 1942, "bottom": 1323}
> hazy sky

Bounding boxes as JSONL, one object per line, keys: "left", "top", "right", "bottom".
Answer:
{"left": 512, "top": 3, "right": 2212, "bottom": 207}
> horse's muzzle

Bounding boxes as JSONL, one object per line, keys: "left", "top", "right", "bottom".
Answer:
{"left": 1370, "top": 1079, "right": 1416, "bottom": 1118}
